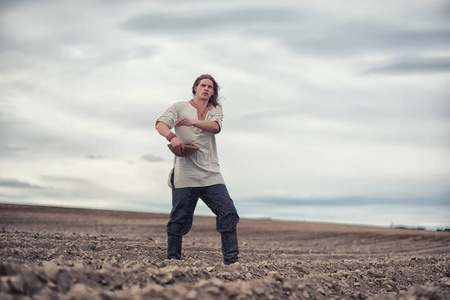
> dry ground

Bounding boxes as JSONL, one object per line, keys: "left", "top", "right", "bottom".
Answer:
{"left": 0, "top": 203, "right": 449, "bottom": 299}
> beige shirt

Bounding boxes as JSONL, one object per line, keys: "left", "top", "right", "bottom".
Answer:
{"left": 157, "top": 100, "right": 225, "bottom": 188}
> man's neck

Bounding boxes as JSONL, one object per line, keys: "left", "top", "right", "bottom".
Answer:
{"left": 192, "top": 97, "right": 209, "bottom": 109}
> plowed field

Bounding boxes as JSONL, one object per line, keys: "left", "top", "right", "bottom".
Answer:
{"left": 1, "top": 204, "right": 449, "bottom": 299}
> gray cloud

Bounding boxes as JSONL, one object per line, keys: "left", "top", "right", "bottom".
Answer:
{"left": 365, "top": 56, "right": 450, "bottom": 75}
{"left": 0, "top": 116, "right": 32, "bottom": 150}
{"left": 0, "top": 178, "right": 42, "bottom": 189}
{"left": 85, "top": 155, "right": 106, "bottom": 160}
{"left": 285, "top": 27, "right": 450, "bottom": 57}
{"left": 121, "top": 6, "right": 296, "bottom": 33}
{"left": 121, "top": 5, "right": 450, "bottom": 58}
{"left": 141, "top": 153, "right": 165, "bottom": 163}
{"left": 0, "top": 113, "right": 12, "bottom": 155}
{"left": 41, "top": 176, "right": 93, "bottom": 185}
{"left": 240, "top": 194, "right": 450, "bottom": 208}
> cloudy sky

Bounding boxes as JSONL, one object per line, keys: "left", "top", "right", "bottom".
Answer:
{"left": 1, "top": 0, "right": 449, "bottom": 229}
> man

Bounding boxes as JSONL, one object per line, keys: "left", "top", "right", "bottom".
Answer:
{"left": 155, "top": 74, "right": 239, "bottom": 265}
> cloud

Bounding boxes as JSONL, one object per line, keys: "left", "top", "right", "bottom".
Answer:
{"left": 121, "top": 4, "right": 450, "bottom": 59}
{"left": 1, "top": 0, "right": 449, "bottom": 228}
{"left": 0, "top": 178, "right": 42, "bottom": 189}
{"left": 365, "top": 56, "right": 450, "bottom": 75}
{"left": 141, "top": 153, "right": 165, "bottom": 163}
{"left": 85, "top": 155, "right": 106, "bottom": 160}
{"left": 121, "top": 6, "right": 295, "bottom": 33}
{"left": 41, "top": 176, "right": 95, "bottom": 185}
{"left": 285, "top": 27, "right": 450, "bottom": 57}
{"left": 240, "top": 194, "right": 450, "bottom": 208}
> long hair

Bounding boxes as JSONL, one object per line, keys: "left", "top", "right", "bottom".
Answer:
{"left": 192, "top": 74, "right": 220, "bottom": 107}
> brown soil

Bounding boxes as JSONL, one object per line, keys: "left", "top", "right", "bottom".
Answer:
{"left": 1, "top": 203, "right": 449, "bottom": 299}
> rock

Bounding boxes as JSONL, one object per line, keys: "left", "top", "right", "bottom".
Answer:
{"left": 283, "top": 280, "right": 294, "bottom": 291}
{"left": 210, "top": 278, "right": 224, "bottom": 287}
{"left": 439, "top": 277, "right": 450, "bottom": 286}
{"left": 55, "top": 269, "right": 72, "bottom": 293}
{"left": 253, "top": 283, "right": 266, "bottom": 295}
{"left": 218, "top": 272, "right": 232, "bottom": 280}
{"left": 239, "top": 281, "right": 253, "bottom": 295}
{"left": 186, "top": 289, "right": 197, "bottom": 299}
{"left": 157, "top": 272, "right": 174, "bottom": 285}
{"left": 64, "top": 283, "right": 101, "bottom": 300}
{"left": 195, "top": 279, "right": 210, "bottom": 289}
{"left": 245, "top": 272, "right": 253, "bottom": 280}
{"left": 266, "top": 271, "right": 283, "bottom": 283}
{"left": 6, "top": 276, "right": 24, "bottom": 294}
{"left": 41, "top": 262, "right": 60, "bottom": 282}
{"left": 205, "top": 285, "right": 221, "bottom": 295}
{"left": 65, "top": 261, "right": 74, "bottom": 267}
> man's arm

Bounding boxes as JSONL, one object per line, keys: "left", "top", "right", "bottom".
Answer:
{"left": 155, "top": 121, "right": 184, "bottom": 154}
{"left": 174, "top": 117, "right": 220, "bottom": 133}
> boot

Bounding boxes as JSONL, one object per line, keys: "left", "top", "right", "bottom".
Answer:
{"left": 221, "top": 229, "right": 239, "bottom": 265}
{"left": 167, "top": 234, "right": 182, "bottom": 260}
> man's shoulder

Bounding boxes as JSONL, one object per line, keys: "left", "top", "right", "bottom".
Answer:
{"left": 166, "top": 101, "right": 190, "bottom": 112}
{"left": 171, "top": 100, "right": 191, "bottom": 108}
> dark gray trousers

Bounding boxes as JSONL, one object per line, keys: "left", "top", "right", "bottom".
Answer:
{"left": 167, "top": 183, "right": 239, "bottom": 264}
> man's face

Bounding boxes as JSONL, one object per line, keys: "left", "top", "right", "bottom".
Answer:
{"left": 194, "top": 79, "right": 214, "bottom": 101}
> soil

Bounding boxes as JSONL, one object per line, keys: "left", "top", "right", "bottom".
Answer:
{"left": 1, "top": 203, "right": 449, "bottom": 299}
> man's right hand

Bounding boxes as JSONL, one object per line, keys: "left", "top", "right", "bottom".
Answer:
{"left": 170, "top": 137, "right": 185, "bottom": 155}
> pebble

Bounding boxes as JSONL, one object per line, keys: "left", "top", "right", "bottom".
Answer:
{"left": 245, "top": 272, "right": 253, "bottom": 280}
{"left": 205, "top": 286, "right": 221, "bottom": 295}
{"left": 218, "top": 272, "right": 232, "bottom": 280}
{"left": 240, "top": 282, "right": 254, "bottom": 295}
{"left": 186, "top": 290, "right": 197, "bottom": 299}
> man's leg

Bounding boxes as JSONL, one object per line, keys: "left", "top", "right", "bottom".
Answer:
{"left": 200, "top": 184, "right": 240, "bottom": 264}
{"left": 220, "top": 228, "right": 239, "bottom": 265}
{"left": 167, "top": 234, "right": 183, "bottom": 260}
{"left": 167, "top": 186, "right": 199, "bottom": 259}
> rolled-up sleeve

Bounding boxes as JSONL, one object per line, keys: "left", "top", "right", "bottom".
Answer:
{"left": 156, "top": 103, "right": 178, "bottom": 129}
{"left": 211, "top": 106, "right": 223, "bottom": 133}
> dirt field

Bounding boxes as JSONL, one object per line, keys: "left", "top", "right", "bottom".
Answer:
{"left": 0, "top": 203, "right": 449, "bottom": 299}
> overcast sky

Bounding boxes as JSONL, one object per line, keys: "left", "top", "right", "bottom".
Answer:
{"left": 1, "top": 0, "right": 449, "bottom": 228}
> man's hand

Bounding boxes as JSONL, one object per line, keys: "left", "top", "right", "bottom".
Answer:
{"left": 175, "top": 116, "right": 196, "bottom": 127}
{"left": 170, "top": 137, "right": 184, "bottom": 155}
{"left": 175, "top": 116, "right": 220, "bottom": 133}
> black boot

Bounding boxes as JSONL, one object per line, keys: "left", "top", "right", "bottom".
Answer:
{"left": 167, "top": 234, "right": 182, "bottom": 260}
{"left": 221, "top": 229, "right": 239, "bottom": 265}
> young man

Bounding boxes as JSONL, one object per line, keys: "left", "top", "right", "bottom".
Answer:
{"left": 155, "top": 74, "right": 239, "bottom": 265}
